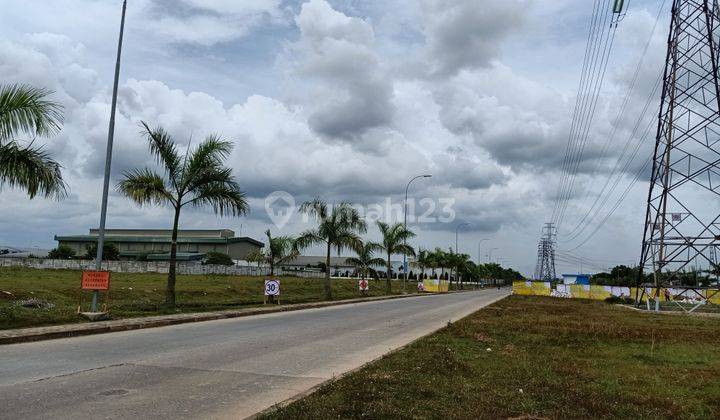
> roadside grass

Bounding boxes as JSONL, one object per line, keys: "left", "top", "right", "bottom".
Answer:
{"left": 263, "top": 295, "right": 720, "bottom": 419}
{"left": 0, "top": 267, "right": 408, "bottom": 330}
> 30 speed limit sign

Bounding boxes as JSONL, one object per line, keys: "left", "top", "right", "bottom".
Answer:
{"left": 264, "top": 279, "right": 280, "bottom": 296}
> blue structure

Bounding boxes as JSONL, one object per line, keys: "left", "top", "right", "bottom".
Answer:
{"left": 562, "top": 274, "right": 591, "bottom": 285}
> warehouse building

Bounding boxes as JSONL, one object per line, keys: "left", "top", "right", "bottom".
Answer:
{"left": 55, "top": 229, "right": 263, "bottom": 261}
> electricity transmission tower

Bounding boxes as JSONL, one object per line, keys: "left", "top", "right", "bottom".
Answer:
{"left": 639, "top": 0, "right": 720, "bottom": 288}
{"left": 534, "top": 223, "right": 557, "bottom": 281}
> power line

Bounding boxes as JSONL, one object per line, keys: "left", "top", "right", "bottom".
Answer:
{"left": 552, "top": 0, "right": 620, "bottom": 230}
{"left": 562, "top": 0, "right": 668, "bottom": 237}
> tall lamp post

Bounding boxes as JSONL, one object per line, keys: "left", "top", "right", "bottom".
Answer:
{"left": 488, "top": 247, "right": 499, "bottom": 263}
{"left": 92, "top": 0, "right": 127, "bottom": 313}
{"left": 477, "top": 238, "right": 489, "bottom": 264}
{"left": 403, "top": 174, "right": 432, "bottom": 291}
{"left": 454, "top": 222, "right": 470, "bottom": 286}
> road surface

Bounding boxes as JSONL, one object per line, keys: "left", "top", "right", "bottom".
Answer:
{"left": 0, "top": 289, "right": 508, "bottom": 419}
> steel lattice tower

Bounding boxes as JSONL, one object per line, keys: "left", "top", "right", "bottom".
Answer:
{"left": 639, "top": 0, "right": 720, "bottom": 286}
{"left": 534, "top": 223, "right": 557, "bottom": 281}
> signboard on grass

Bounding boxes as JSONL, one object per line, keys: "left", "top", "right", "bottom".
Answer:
{"left": 81, "top": 271, "right": 110, "bottom": 290}
{"left": 264, "top": 279, "right": 280, "bottom": 296}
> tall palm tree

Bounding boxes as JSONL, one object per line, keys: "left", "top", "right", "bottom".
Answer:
{"left": 263, "top": 229, "right": 298, "bottom": 276}
{"left": 0, "top": 84, "right": 66, "bottom": 198}
{"left": 118, "top": 121, "right": 248, "bottom": 307}
{"left": 376, "top": 221, "right": 415, "bottom": 293}
{"left": 295, "top": 199, "right": 367, "bottom": 300}
{"left": 346, "top": 240, "right": 385, "bottom": 283}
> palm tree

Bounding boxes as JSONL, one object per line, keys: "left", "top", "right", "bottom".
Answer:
{"left": 0, "top": 84, "right": 66, "bottom": 198}
{"left": 245, "top": 250, "right": 265, "bottom": 268}
{"left": 118, "top": 121, "right": 248, "bottom": 307}
{"left": 346, "top": 241, "right": 385, "bottom": 283}
{"left": 412, "top": 248, "right": 432, "bottom": 280}
{"left": 376, "top": 221, "right": 416, "bottom": 293}
{"left": 295, "top": 199, "right": 367, "bottom": 300}
{"left": 263, "top": 229, "right": 298, "bottom": 276}
{"left": 429, "top": 247, "right": 448, "bottom": 279}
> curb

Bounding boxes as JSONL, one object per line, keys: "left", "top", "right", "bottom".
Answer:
{"left": 0, "top": 290, "right": 478, "bottom": 345}
{"left": 248, "top": 291, "right": 510, "bottom": 420}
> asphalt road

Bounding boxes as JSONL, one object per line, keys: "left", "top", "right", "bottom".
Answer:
{"left": 0, "top": 288, "right": 508, "bottom": 419}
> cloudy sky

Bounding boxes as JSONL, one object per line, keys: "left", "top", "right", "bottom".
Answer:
{"left": 0, "top": 0, "right": 671, "bottom": 275}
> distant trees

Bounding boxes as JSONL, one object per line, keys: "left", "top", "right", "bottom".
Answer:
{"left": 376, "top": 221, "right": 415, "bottom": 293}
{"left": 295, "top": 199, "right": 367, "bottom": 300}
{"left": 47, "top": 245, "right": 75, "bottom": 259}
{"left": 0, "top": 84, "right": 66, "bottom": 199}
{"left": 118, "top": 122, "right": 248, "bottom": 308}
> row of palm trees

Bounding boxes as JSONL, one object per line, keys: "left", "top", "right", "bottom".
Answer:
{"left": 248, "top": 200, "right": 416, "bottom": 300}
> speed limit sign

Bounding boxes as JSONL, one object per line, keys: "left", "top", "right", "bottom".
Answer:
{"left": 264, "top": 279, "right": 280, "bottom": 296}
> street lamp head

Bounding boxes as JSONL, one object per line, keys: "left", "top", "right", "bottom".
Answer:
{"left": 422, "top": 174, "right": 432, "bottom": 178}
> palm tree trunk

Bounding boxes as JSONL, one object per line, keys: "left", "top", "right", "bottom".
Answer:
{"left": 167, "top": 205, "right": 181, "bottom": 307}
{"left": 386, "top": 252, "right": 392, "bottom": 294}
{"left": 324, "top": 242, "right": 332, "bottom": 300}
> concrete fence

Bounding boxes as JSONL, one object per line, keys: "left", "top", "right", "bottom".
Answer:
{"left": 0, "top": 257, "right": 323, "bottom": 278}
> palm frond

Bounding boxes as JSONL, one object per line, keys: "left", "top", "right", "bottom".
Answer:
{"left": 117, "top": 168, "right": 172, "bottom": 206}
{"left": 300, "top": 198, "right": 328, "bottom": 220}
{"left": 182, "top": 135, "right": 232, "bottom": 186}
{"left": 139, "top": 121, "right": 181, "bottom": 183}
{"left": 188, "top": 180, "right": 248, "bottom": 217}
{"left": 0, "top": 84, "right": 62, "bottom": 140}
{"left": 0, "top": 140, "right": 66, "bottom": 199}
{"left": 294, "top": 229, "right": 325, "bottom": 253}
{"left": 394, "top": 244, "right": 416, "bottom": 257}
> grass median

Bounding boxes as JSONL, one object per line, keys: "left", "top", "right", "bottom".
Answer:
{"left": 0, "top": 267, "right": 408, "bottom": 330}
{"left": 264, "top": 295, "right": 720, "bottom": 419}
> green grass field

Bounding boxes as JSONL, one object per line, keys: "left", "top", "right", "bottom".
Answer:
{"left": 0, "top": 267, "right": 407, "bottom": 330}
{"left": 264, "top": 295, "right": 720, "bottom": 419}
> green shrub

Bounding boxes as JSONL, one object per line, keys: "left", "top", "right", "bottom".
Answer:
{"left": 605, "top": 295, "right": 634, "bottom": 305}
{"left": 203, "top": 251, "right": 234, "bottom": 266}
{"left": 84, "top": 243, "right": 120, "bottom": 260}
{"left": 47, "top": 245, "right": 76, "bottom": 259}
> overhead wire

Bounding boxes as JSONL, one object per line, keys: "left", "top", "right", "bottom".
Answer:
{"left": 552, "top": 0, "right": 619, "bottom": 230}
{"left": 562, "top": 0, "right": 667, "bottom": 237}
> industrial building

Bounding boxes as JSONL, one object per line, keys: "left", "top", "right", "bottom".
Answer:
{"left": 55, "top": 229, "right": 263, "bottom": 261}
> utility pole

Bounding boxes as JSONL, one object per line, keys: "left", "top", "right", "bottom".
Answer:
{"left": 92, "top": 0, "right": 127, "bottom": 312}
{"left": 638, "top": 0, "right": 720, "bottom": 305}
{"left": 403, "top": 174, "right": 431, "bottom": 292}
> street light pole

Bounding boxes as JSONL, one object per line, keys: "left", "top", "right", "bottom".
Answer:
{"left": 403, "top": 174, "right": 431, "bottom": 292}
{"left": 92, "top": 0, "right": 127, "bottom": 312}
{"left": 488, "top": 247, "right": 498, "bottom": 263}
{"left": 454, "top": 222, "right": 469, "bottom": 287}
{"left": 477, "top": 238, "right": 489, "bottom": 264}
